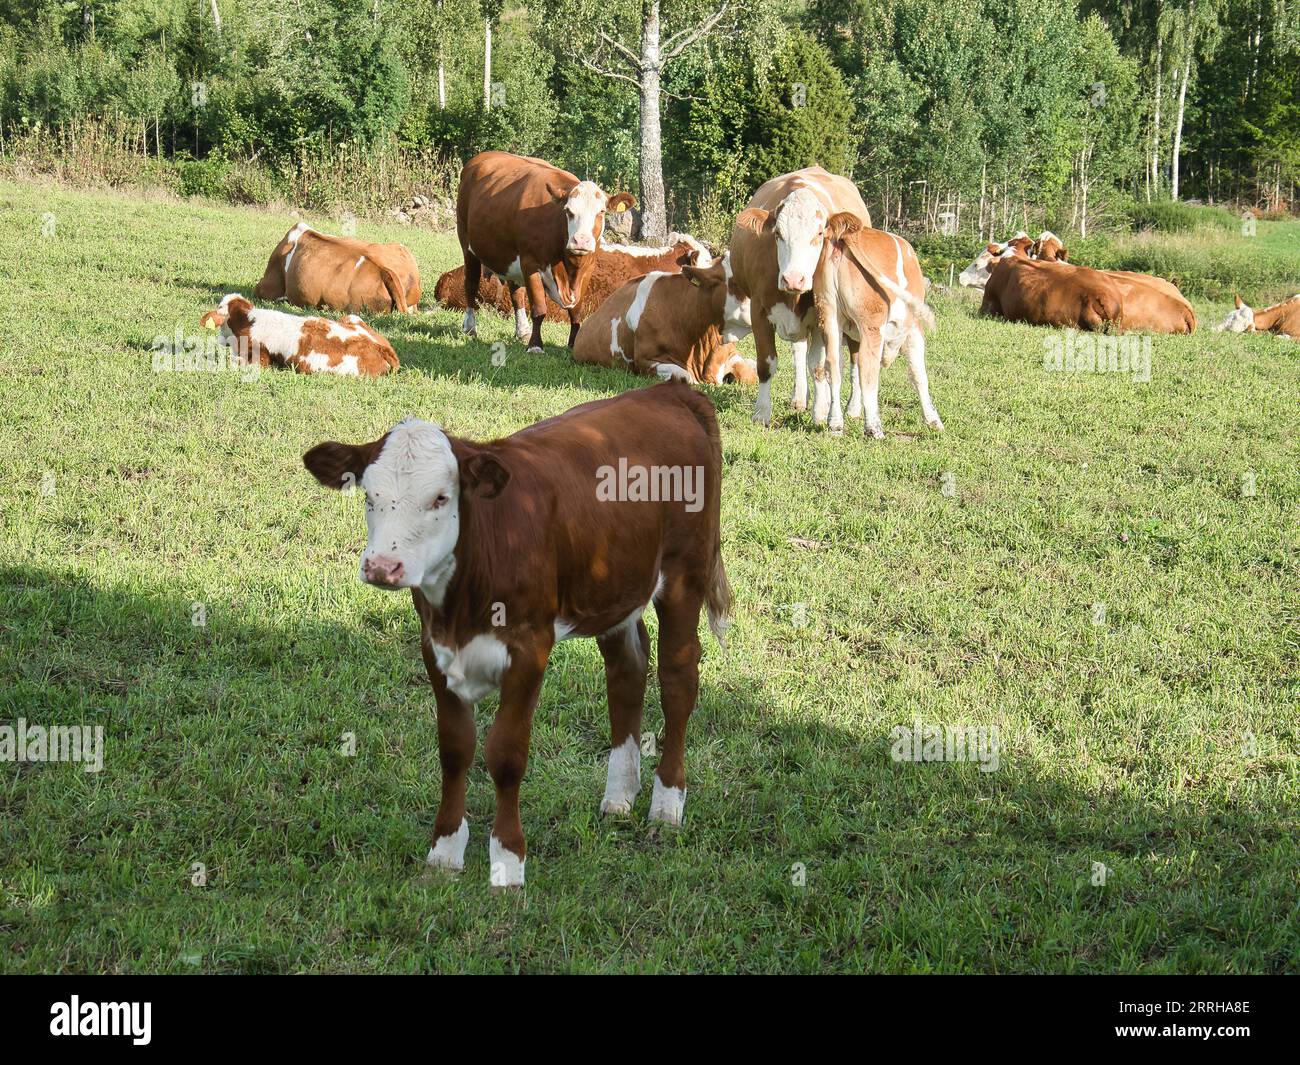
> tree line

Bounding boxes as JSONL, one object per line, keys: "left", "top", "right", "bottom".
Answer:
{"left": 1, "top": 1, "right": 1295, "bottom": 239}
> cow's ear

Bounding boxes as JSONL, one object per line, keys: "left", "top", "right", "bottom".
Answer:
{"left": 736, "top": 208, "right": 770, "bottom": 234}
{"left": 986, "top": 242, "right": 1002, "bottom": 255}
{"left": 825, "top": 212, "right": 862, "bottom": 241}
{"left": 682, "top": 264, "right": 723, "bottom": 288}
{"left": 1058, "top": 246, "right": 1069, "bottom": 261}
{"left": 546, "top": 182, "right": 570, "bottom": 204}
{"left": 1234, "top": 294, "right": 1244, "bottom": 309}
{"left": 200, "top": 309, "right": 226, "bottom": 330}
{"left": 607, "top": 192, "right": 636, "bottom": 213}
{"left": 303, "top": 439, "right": 381, "bottom": 491}
{"left": 461, "top": 451, "right": 510, "bottom": 499}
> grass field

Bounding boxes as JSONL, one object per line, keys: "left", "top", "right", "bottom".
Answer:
{"left": 1, "top": 178, "right": 1297, "bottom": 974}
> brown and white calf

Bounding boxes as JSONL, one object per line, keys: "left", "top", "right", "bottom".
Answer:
{"left": 457, "top": 150, "right": 636, "bottom": 352}
{"left": 1216, "top": 293, "right": 1300, "bottom": 337}
{"left": 811, "top": 216, "right": 941, "bottom": 437}
{"left": 572, "top": 261, "right": 757, "bottom": 385}
{"left": 434, "top": 233, "right": 713, "bottom": 326}
{"left": 253, "top": 223, "right": 421, "bottom": 315}
{"left": 725, "top": 167, "right": 874, "bottom": 422}
{"left": 302, "top": 382, "right": 730, "bottom": 887}
{"left": 200, "top": 294, "right": 399, "bottom": 376}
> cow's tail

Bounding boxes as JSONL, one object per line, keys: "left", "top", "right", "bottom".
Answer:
{"left": 841, "top": 235, "right": 935, "bottom": 333}
{"left": 374, "top": 260, "right": 410, "bottom": 314}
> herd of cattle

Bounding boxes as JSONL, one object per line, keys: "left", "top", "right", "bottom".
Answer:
{"left": 205, "top": 149, "right": 1298, "bottom": 437}
{"left": 197, "top": 150, "right": 1299, "bottom": 886}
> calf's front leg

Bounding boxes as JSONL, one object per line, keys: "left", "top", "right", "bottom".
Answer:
{"left": 421, "top": 645, "right": 476, "bottom": 874}
{"left": 751, "top": 315, "right": 779, "bottom": 426}
{"left": 484, "top": 641, "right": 550, "bottom": 888}
{"left": 522, "top": 265, "right": 550, "bottom": 353}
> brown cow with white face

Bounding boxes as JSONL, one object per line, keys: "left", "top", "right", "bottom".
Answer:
{"left": 303, "top": 383, "right": 729, "bottom": 888}
{"left": 457, "top": 151, "right": 636, "bottom": 352}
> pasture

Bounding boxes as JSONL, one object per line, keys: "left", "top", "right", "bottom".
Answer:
{"left": 1, "top": 178, "right": 1297, "bottom": 973}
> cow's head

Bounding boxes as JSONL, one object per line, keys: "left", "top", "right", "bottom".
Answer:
{"left": 548, "top": 180, "right": 636, "bottom": 256}
{"left": 1215, "top": 294, "right": 1255, "bottom": 333}
{"left": 716, "top": 250, "right": 753, "bottom": 344}
{"left": 1032, "top": 231, "right": 1068, "bottom": 262}
{"left": 738, "top": 188, "right": 842, "bottom": 294}
{"left": 200, "top": 293, "right": 254, "bottom": 331}
{"left": 303, "top": 419, "right": 509, "bottom": 593}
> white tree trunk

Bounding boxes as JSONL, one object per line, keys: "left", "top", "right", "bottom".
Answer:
{"left": 210, "top": 0, "right": 222, "bottom": 32}
{"left": 483, "top": 18, "right": 492, "bottom": 110}
{"left": 1171, "top": 50, "right": 1191, "bottom": 201}
{"left": 639, "top": 1, "right": 667, "bottom": 241}
{"left": 1150, "top": 36, "right": 1162, "bottom": 200}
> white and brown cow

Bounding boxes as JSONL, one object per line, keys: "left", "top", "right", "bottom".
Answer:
{"left": 812, "top": 217, "right": 941, "bottom": 437}
{"left": 572, "top": 260, "right": 758, "bottom": 385}
{"left": 200, "top": 294, "right": 399, "bottom": 377}
{"left": 958, "top": 231, "right": 1031, "bottom": 287}
{"left": 433, "top": 233, "right": 712, "bottom": 325}
{"left": 253, "top": 223, "right": 421, "bottom": 315}
{"left": 1216, "top": 294, "right": 1300, "bottom": 337}
{"left": 302, "top": 382, "right": 729, "bottom": 887}
{"left": 724, "top": 167, "right": 874, "bottom": 424}
{"left": 457, "top": 150, "right": 636, "bottom": 352}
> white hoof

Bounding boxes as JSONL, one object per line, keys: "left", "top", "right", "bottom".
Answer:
{"left": 462, "top": 309, "right": 477, "bottom": 337}
{"left": 866, "top": 423, "right": 886, "bottom": 440}
{"left": 926, "top": 415, "right": 945, "bottom": 431}
{"left": 648, "top": 776, "right": 686, "bottom": 826}
{"left": 526, "top": 344, "right": 543, "bottom": 354}
{"left": 489, "top": 835, "right": 526, "bottom": 888}
{"left": 425, "top": 818, "right": 468, "bottom": 873}
{"left": 600, "top": 736, "right": 641, "bottom": 817}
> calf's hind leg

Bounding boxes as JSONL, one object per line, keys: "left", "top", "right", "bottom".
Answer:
{"left": 462, "top": 253, "right": 483, "bottom": 337}
{"left": 650, "top": 581, "right": 703, "bottom": 825}
{"left": 598, "top": 619, "right": 650, "bottom": 816}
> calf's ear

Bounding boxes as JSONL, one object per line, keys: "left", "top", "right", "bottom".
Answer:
{"left": 303, "top": 439, "right": 381, "bottom": 490}
{"left": 682, "top": 264, "right": 722, "bottom": 288}
{"left": 1058, "top": 245, "right": 1069, "bottom": 261}
{"left": 607, "top": 192, "right": 636, "bottom": 213}
{"left": 825, "top": 212, "right": 862, "bottom": 241}
{"left": 1234, "top": 294, "right": 1244, "bottom": 309}
{"left": 461, "top": 451, "right": 511, "bottom": 499}
{"left": 736, "top": 208, "right": 770, "bottom": 234}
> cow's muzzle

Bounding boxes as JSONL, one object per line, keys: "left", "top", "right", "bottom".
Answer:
{"left": 362, "top": 555, "right": 406, "bottom": 588}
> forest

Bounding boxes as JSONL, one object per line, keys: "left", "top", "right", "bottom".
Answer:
{"left": 1, "top": 1, "right": 1297, "bottom": 239}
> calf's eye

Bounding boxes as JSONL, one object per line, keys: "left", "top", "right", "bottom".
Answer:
{"left": 429, "top": 494, "right": 449, "bottom": 511}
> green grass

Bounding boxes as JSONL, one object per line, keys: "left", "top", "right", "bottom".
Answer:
{"left": 1, "top": 179, "right": 1297, "bottom": 974}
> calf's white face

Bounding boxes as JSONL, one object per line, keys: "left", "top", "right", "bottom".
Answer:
{"left": 773, "top": 188, "right": 827, "bottom": 294}
{"left": 1216, "top": 299, "right": 1255, "bottom": 333}
{"left": 563, "top": 181, "right": 607, "bottom": 255}
{"left": 358, "top": 420, "right": 460, "bottom": 590}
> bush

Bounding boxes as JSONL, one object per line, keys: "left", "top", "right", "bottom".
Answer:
{"left": 1128, "top": 199, "right": 1239, "bottom": 234}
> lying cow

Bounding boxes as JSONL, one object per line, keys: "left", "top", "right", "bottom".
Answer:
{"left": 959, "top": 231, "right": 1030, "bottom": 287}
{"left": 433, "top": 233, "right": 713, "bottom": 326}
{"left": 253, "top": 223, "right": 420, "bottom": 315}
{"left": 812, "top": 216, "right": 942, "bottom": 437}
{"left": 1216, "top": 294, "right": 1300, "bottom": 337}
{"left": 200, "top": 294, "right": 399, "bottom": 377}
{"left": 725, "top": 167, "right": 874, "bottom": 425}
{"left": 981, "top": 242, "right": 1122, "bottom": 331}
{"left": 457, "top": 150, "right": 636, "bottom": 352}
{"left": 302, "top": 382, "right": 729, "bottom": 887}
{"left": 572, "top": 260, "right": 758, "bottom": 385}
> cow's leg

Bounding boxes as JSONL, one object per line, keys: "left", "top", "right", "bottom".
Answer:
{"left": 856, "top": 326, "right": 886, "bottom": 439}
{"left": 462, "top": 252, "right": 483, "bottom": 338}
{"left": 905, "top": 327, "right": 944, "bottom": 430}
{"left": 650, "top": 586, "right": 703, "bottom": 826}
{"left": 522, "top": 268, "right": 549, "bottom": 353}
{"left": 597, "top": 618, "right": 650, "bottom": 816}
{"left": 484, "top": 645, "right": 549, "bottom": 888}
{"left": 751, "top": 315, "right": 779, "bottom": 426}
{"left": 421, "top": 649, "right": 476, "bottom": 874}
{"left": 566, "top": 306, "right": 581, "bottom": 350}
{"left": 812, "top": 327, "right": 845, "bottom": 434}
{"left": 846, "top": 335, "right": 863, "bottom": 417}
{"left": 508, "top": 283, "right": 530, "bottom": 342}
{"left": 789, "top": 338, "right": 809, "bottom": 411}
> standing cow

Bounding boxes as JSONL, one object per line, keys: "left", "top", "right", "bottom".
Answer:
{"left": 457, "top": 151, "right": 636, "bottom": 352}
{"left": 723, "top": 167, "right": 874, "bottom": 426}
{"left": 302, "top": 383, "right": 729, "bottom": 888}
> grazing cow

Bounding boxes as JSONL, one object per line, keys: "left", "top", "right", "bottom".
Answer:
{"left": 457, "top": 150, "right": 636, "bottom": 352}
{"left": 200, "top": 294, "right": 399, "bottom": 377}
{"left": 811, "top": 216, "right": 942, "bottom": 437}
{"left": 1216, "top": 294, "right": 1300, "bottom": 337}
{"left": 301, "top": 382, "right": 729, "bottom": 887}
{"left": 959, "top": 231, "right": 1030, "bottom": 287}
{"left": 572, "top": 260, "right": 758, "bottom": 385}
{"left": 981, "top": 252, "right": 1123, "bottom": 331}
{"left": 433, "top": 234, "right": 713, "bottom": 325}
{"left": 725, "top": 168, "right": 874, "bottom": 423}
{"left": 253, "top": 223, "right": 420, "bottom": 315}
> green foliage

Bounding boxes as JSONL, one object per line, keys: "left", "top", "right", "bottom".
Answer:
{"left": 1127, "top": 199, "right": 1239, "bottom": 233}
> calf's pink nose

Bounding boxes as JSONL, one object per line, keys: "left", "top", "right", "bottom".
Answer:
{"left": 363, "top": 556, "right": 405, "bottom": 586}
{"left": 781, "top": 272, "right": 808, "bottom": 292}
{"left": 570, "top": 233, "right": 595, "bottom": 252}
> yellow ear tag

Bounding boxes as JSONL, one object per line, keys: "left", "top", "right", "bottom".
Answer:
{"left": 203, "top": 319, "right": 218, "bottom": 330}
{"left": 613, "top": 202, "right": 629, "bottom": 213}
